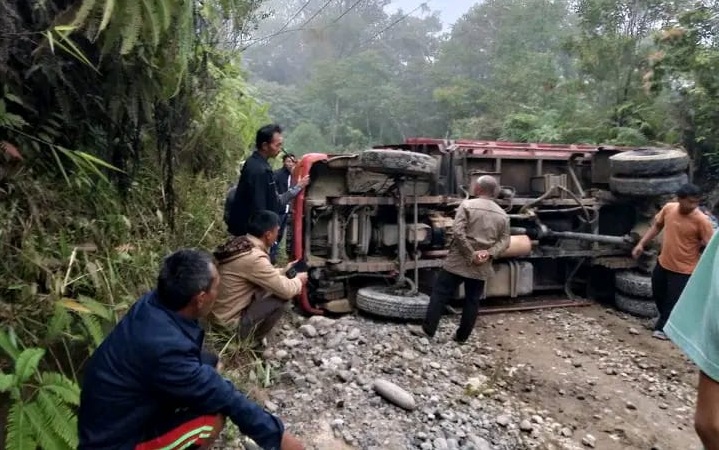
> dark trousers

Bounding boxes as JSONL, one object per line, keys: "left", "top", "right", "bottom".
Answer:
{"left": 238, "top": 294, "right": 287, "bottom": 343}
{"left": 651, "top": 262, "right": 690, "bottom": 332}
{"left": 269, "top": 213, "right": 291, "bottom": 264}
{"left": 423, "top": 269, "right": 485, "bottom": 342}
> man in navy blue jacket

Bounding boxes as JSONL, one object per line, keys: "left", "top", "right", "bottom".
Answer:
{"left": 78, "top": 249, "right": 304, "bottom": 450}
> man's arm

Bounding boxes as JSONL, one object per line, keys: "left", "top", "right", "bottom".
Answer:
{"left": 249, "top": 253, "right": 304, "bottom": 300}
{"left": 696, "top": 371, "right": 719, "bottom": 450}
{"left": 250, "top": 169, "right": 270, "bottom": 213}
{"left": 153, "top": 349, "right": 284, "bottom": 450}
{"left": 278, "top": 185, "right": 303, "bottom": 206}
{"left": 700, "top": 216, "right": 715, "bottom": 247}
{"left": 487, "top": 216, "right": 511, "bottom": 259}
{"left": 452, "top": 202, "right": 476, "bottom": 264}
{"left": 278, "top": 176, "right": 310, "bottom": 207}
{"left": 632, "top": 207, "right": 666, "bottom": 259}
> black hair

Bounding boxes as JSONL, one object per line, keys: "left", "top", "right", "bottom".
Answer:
{"left": 157, "top": 249, "right": 215, "bottom": 311}
{"left": 255, "top": 124, "right": 282, "bottom": 150}
{"left": 282, "top": 153, "right": 296, "bottom": 163}
{"left": 247, "top": 210, "right": 280, "bottom": 238}
{"left": 676, "top": 183, "right": 701, "bottom": 199}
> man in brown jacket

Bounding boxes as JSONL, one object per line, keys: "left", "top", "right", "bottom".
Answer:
{"left": 212, "top": 210, "right": 308, "bottom": 344}
{"left": 411, "top": 175, "right": 511, "bottom": 343}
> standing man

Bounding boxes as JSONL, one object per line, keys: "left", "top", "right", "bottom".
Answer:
{"left": 272, "top": 153, "right": 300, "bottom": 262}
{"left": 78, "top": 249, "right": 305, "bottom": 450}
{"left": 631, "top": 183, "right": 714, "bottom": 340}
{"left": 410, "top": 175, "right": 510, "bottom": 343}
{"left": 227, "top": 125, "right": 309, "bottom": 243}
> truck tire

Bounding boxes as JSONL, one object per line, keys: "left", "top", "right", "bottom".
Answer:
{"left": 615, "top": 270, "right": 652, "bottom": 298}
{"left": 356, "top": 286, "right": 430, "bottom": 320}
{"left": 615, "top": 292, "right": 658, "bottom": 319}
{"left": 609, "top": 173, "right": 688, "bottom": 197}
{"left": 609, "top": 148, "right": 689, "bottom": 177}
{"left": 358, "top": 149, "right": 437, "bottom": 177}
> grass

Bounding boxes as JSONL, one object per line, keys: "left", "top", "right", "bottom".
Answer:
{"left": 1, "top": 166, "right": 234, "bottom": 373}
{"left": 0, "top": 163, "right": 288, "bottom": 447}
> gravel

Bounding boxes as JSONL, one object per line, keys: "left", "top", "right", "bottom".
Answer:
{"left": 223, "top": 314, "right": 590, "bottom": 450}
{"left": 218, "top": 305, "right": 699, "bottom": 450}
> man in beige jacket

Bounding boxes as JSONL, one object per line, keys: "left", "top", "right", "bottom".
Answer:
{"left": 212, "top": 210, "right": 308, "bottom": 344}
{"left": 411, "top": 175, "right": 510, "bottom": 343}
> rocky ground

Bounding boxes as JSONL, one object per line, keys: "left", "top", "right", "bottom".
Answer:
{"left": 220, "top": 303, "right": 701, "bottom": 450}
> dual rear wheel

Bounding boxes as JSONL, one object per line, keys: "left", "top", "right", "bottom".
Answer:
{"left": 614, "top": 270, "right": 657, "bottom": 318}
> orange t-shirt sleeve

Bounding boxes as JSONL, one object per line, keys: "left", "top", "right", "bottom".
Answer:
{"left": 654, "top": 205, "right": 668, "bottom": 227}
{"left": 699, "top": 215, "right": 715, "bottom": 246}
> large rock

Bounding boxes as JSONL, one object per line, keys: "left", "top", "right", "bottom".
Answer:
{"left": 373, "top": 378, "right": 417, "bottom": 410}
{"left": 299, "top": 324, "right": 318, "bottom": 338}
{"left": 307, "top": 315, "right": 336, "bottom": 329}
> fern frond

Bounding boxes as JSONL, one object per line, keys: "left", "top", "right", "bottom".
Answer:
{"left": 78, "top": 295, "right": 114, "bottom": 322}
{"left": 24, "top": 401, "right": 73, "bottom": 450}
{"left": 36, "top": 390, "right": 79, "bottom": 448}
{"left": 120, "top": 1, "right": 144, "bottom": 55}
{"left": 140, "top": 0, "right": 161, "bottom": 48}
{"left": 79, "top": 314, "right": 105, "bottom": 349}
{"left": 97, "top": 0, "right": 117, "bottom": 35}
{"left": 156, "top": 0, "right": 172, "bottom": 30}
{"left": 0, "top": 372, "right": 15, "bottom": 392}
{"left": 100, "top": 15, "right": 125, "bottom": 53}
{"left": 14, "top": 348, "right": 45, "bottom": 384}
{"left": 6, "top": 402, "right": 36, "bottom": 450}
{"left": 40, "top": 372, "right": 81, "bottom": 406}
{"left": 46, "top": 303, "right": 72, "bottom": 341}
{"left": 72, "top": 0, "right": 98, "bottom": 27}
{"left": 0, "top": 327, "right": 21, "bottom": 360}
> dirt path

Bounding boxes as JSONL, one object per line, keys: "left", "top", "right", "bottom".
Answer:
{"left": 479, "top": 305, "right": 699, "bottom": 449}
{"left": 221, "top": 302, "right": 701, "bottom": 450}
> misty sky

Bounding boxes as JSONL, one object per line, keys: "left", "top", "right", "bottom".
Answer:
{"left": 385, "top": 0, "right": 479, "bottom": 27}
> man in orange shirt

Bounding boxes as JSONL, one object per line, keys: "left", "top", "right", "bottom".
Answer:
{"left": 632, "top": 183, "right": 714, "bottom": 340}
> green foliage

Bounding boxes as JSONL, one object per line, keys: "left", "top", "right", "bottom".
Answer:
{"left": 1, "top": 335, "right": 80, "bottom": 450}
{"left": 285, "top": 122, "right": 331, "bottom": 155}
{"left": 245, "top": 0, "right": 445, "bottom": 147}
{"left": 2, "top": 0, "right": 269, "bottom": 444}
{"left": 181, "top": 60, "right": 270, "bottom": 175}
{"left": 650, "top": 5, "right": 719, "bottom": 175}
{"left": 244, "top": 0, "right": 719, "bottom": 161}
{"left": 434, "top": 0, "right": 575, "bottom": 125}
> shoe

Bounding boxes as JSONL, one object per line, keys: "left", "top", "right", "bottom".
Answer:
{"left": 652, "top": 330, "right": 669, "bottom": 341}
{"left": 408, "top": 324, "right": 431, "bottom": 338}
{"left": 452, "top": 333, "right": 468, "bottom": 345}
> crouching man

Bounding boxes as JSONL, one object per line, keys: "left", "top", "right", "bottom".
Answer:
{"left": 78, "top": 248, "right": 304, "bottom": 450}
{"left": 211, "top": 210, "right": 308, "bottom": 344}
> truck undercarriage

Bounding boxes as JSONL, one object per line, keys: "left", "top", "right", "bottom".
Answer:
{"left": 290, "top": 139, "right": 690, "bottom": 320}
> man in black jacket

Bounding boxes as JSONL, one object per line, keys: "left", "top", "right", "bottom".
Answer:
{"left": 227, "top": 125, "right": 308, "bottom": 246}
{"left": 274, "top": 153, "right": 296, "bottom": 196}
{"left": 272, "top": 153, "right": 299, "bottom": 262}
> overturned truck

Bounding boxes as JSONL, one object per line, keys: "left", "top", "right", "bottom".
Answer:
{"left": 289, "top": 139, "right": 690, "bottom": 320}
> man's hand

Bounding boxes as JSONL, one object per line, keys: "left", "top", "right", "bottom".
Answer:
{"left": 631, "top": 244, "right": 644, "bottom": 260}
{"left": 285, "top": 260, "right": 299, "bottom": 272}
{"left": 280, "top": 431, "right": 305, "bottom": 450}
{"left": 297, "top": 175, "right": 310, "bottom": 189}
{"left": 296, "top": 272, "right": 309, "bottom": 284}
{"left": 473, "top": 250, "right": 490, "bottom": 265}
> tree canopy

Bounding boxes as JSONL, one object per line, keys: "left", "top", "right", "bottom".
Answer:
{"left": 243, "top": 0, "right": 719, "bottom": 178}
